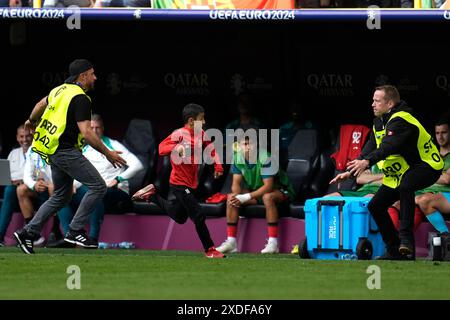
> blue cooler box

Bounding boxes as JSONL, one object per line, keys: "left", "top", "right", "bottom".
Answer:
{"left": 301, "top": 197, "right": 385, "bottom": 260}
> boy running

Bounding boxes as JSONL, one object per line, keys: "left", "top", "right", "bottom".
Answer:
{"left": 132, "top": 103, "right": 225, "bottom": 258}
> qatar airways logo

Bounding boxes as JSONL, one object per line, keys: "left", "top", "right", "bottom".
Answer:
{"left": 164, "top": 73, "right": 210, "bottom": 96}
{"left": 307, "top": 73, "right": 354, "bottom": 97}
{"left": 170, "top": 123, "right": 280, "bottom": 175}
{"left": 436, "top": 75, "right": 450, "bottom": 95}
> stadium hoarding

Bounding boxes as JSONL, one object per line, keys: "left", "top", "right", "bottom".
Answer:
{"left": 1, "top": 8, "right": 450, "bottom": 21}
{"left": 151, "top": 0, "right": 294, "bottom": 9}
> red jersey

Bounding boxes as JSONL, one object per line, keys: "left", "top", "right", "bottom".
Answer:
{"left": 331, "top": 124, "right": 371, "bottom": 171}
{"left": 159, "top": 125, "right": 223, "bottom": 189}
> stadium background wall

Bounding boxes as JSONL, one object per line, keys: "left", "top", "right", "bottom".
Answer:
{"left": 0, "top": 19, "right": 449, "bottom": 155}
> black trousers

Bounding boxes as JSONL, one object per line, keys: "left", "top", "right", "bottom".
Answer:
{"left": 368, "top": 165, "right": 441, "bottom": 248}
{"left": 154, "top": 184, "right": 214, "bottom": 251}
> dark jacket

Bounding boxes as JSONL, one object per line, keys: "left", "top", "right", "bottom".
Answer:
{"left": 359, "top": 101, "right": 432, "bottom": 169}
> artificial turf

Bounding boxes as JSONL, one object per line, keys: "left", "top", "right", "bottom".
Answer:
{"left": 0, "top": 247, "right": 449, "bottom": 300}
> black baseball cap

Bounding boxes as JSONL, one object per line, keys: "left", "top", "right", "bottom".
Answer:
{"left": 65, "top": 59, "right": 94, "bottom": 83}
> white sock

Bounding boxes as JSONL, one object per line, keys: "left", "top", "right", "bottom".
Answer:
{"left": 268, "top": 237, "right": 278, "bottom": 245}
{"left": 227, "top": 237, "right": 237, "bottom": 243}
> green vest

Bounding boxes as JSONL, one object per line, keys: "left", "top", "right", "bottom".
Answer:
{"left": 233, "top": 150, "right": 296, "bottom": 200}
{"left": 32, "top": 84, "right": 89, "bottom": 163}
{"left": 373, "top": 111, "right": 444, "bottom": 188}
{"left": 444, "top": 152, "right": 450, "bottom": 171}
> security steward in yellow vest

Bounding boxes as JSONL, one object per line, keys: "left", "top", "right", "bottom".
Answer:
{"left": 13, "top": 59, "right": 126, "bottom": 255}
{"left": 331, "top": 85, "right": 443, "bottom": 260}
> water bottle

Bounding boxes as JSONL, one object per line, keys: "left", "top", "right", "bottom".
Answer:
{"left": 432, "top": 236, "right": 442, "bottom": 261}
{"left": 119, "top": 242, "right": 135, "bottom": 249}
{"left": 341, "top": 253, "right": 351, "bottom": 260}
{"left": 98, "top": 242, "right": 110, "bottom": 249}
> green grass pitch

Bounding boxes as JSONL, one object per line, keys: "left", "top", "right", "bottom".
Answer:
{"left": 1, "top": 247, "right": 450, "bottom": 299}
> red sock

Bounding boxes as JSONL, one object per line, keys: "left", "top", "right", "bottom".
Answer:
{"left": 268, "top": 225, "right": 278, "bottom": 238}
{"left": 414, "top": 206, "right": 424, "bottom": 232}
{"left": 227, "top": 224, "right": 237, "bottom": 238}
{"left": 388, "top": 206, "right": 400, "bottom": 230}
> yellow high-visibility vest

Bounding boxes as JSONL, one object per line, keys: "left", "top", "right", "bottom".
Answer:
{"left": 32, "top": 83, "right": 89, "bottom": 163}
{"left": 373, "top": 111, "right": 443, "bottom": 188}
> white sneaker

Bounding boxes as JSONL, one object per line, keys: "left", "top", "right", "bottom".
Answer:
{"left": 261, "top": 240, "right": 279, "bottom": 254}
{"left": 216, "top": 238, "right": 238, "bottom": 253}
{"left": 33, "top": 236, "right": 46, "bottom": 247}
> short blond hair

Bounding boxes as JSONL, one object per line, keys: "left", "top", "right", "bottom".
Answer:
{"left": 375, "top": 85, "right": 400, "bottom": 104}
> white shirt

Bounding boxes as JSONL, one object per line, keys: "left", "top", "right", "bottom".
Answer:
{"left": 7, "top": 147, "right": 28, "bottom": 181}
{"left": 23, "top": 149, "right": 53, "bottom": 191}
{"left": 75, "top": 136, "right": 143, "bottom": 194}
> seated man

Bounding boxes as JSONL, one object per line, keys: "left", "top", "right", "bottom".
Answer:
{"left": 412, "top": 116, "right": 450, "bottom": 235}
{"left": 216, "top": 136, "right": 296, "bottom": 254}
{"left": 415, "top": 192, "right": 450, "bottom": 236}
{"left": 0, "top": 125, "right": 32, "bottom": 246}
{"left": 333, "top": 113, "right": 450, "bottom": 234}
{"left": 16, "top": 148, "right": 63, "bottom": 246}
{"left": 326, "top": 164, "right": 383, "bottom": 198}
{"left": 55, "top": 114, "right": 143, "bottom": 246}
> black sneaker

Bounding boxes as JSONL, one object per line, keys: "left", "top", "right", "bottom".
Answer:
{"left": 46, "top": 238, "right": 76, "bottom": 248}
{"left": 399, "top": 239, "right": 415, "bottom": 256}
{"left": 376, "top": 245, "right": 416, "bottom": 261}
{"left": 14, "top": 229, "right": 37, "bottom": 254}
{"left": 64, "top": 229, "right": 98, "bottom": 248}
{"left": 376, "top": 245, "right": 404, "bottom": 260}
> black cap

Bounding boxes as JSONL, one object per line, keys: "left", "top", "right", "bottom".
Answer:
{"left": 65, "top": 59, "right": 93, "bottom": 83}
